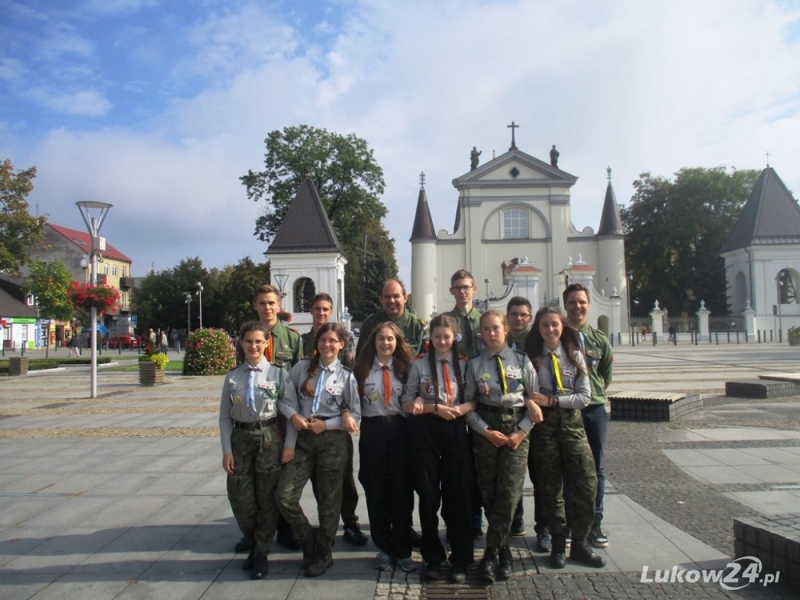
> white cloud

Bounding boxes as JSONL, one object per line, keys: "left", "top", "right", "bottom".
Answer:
{"left": 26, "top": 88, "right": 112, "bottom": 116}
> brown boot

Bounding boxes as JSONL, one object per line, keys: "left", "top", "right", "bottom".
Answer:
{"left": 306, "top": 534, "right": 334, "bottom": 577}
{"left": 301, "top": 528, "right": 317, "bottom": 569}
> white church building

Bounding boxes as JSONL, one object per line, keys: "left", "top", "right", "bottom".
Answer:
{"left": 410, "top": 134, "right": 629, "bottom": 338}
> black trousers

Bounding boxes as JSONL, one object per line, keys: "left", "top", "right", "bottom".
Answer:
{"left": 410, "top": 414, "right": 474, "bottom": 567}
{"left": 358, "top": 416, "right": 414, "bottom": 558}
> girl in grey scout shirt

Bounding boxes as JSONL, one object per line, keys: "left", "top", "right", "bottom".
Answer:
{"left": 352, "top": 322, "right": 416, "bottom": 574}
{"left": 465, "top": 310, "right": 543, "bottom": 584}
{"left": 219, "top": 321, "right": 297, "bottom": 580}
{"left": 275, "top": 322, "right": 360, "bottom": 578}
{"left": 524, "top": 307, "right": 605, "bottom": 570}
{"left": 403, "top": 314, "right": 476, "bottom": 584}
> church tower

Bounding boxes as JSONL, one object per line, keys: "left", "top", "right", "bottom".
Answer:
{"left": 410, "top": 176, "right": 437, "bottom": 320}
{"left": 596, "top": 167, "right": 627, "bottom": 303}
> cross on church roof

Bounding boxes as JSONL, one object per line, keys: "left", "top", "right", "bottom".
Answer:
{"left": 419, "top": 171, "right": 426, "bottom": 190}
{"left": 766, "top": 151, "right": 770, "bottom": 167}
{"left": 607, "top": 166, "right": 612, "bottom": 183}
{"left": 507, "top": 121, "right": 519, "bottom": 151}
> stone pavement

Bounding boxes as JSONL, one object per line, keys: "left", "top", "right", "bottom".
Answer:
{"left": 1, "top": 342, "right": 799, "bottom": 599}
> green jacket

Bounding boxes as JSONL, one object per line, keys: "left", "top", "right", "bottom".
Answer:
{"left": 356, "top": 309, "right": 425, "bottom": 357}
{"left": 579, "top": 323, "right": 613, "bottom": 405}
{"left": 269, "top": 320, "right": 302, "bottom": 369}
{"left": 506, "top": 329, "right": 529, "bottom": 352}
{"left": 444, "top": 305, "right": 482, "bottom": 359}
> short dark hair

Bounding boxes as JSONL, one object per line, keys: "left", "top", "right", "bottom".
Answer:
{"left": 254, "top": 284, "right": 280, "bottom": 303}
{"left": 450, "top": 269, "right": 474, "bottom": 286}
{"left": 506, "top": 296, "right": 532, "bottom": 313}
{"left": 310, "top": 293, "right": 334, "bottom": 308}
{"left": 563, "top": 283, "right": 590, "bottom": 306}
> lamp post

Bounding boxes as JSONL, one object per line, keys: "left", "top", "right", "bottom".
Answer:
{"left": 75, "top": 201, "right": 112, "bottom": 399}
{"left": 776, "top": 275, "right": 785, "bottom": 343}
{"left": 184, "top": 292, "right": 192, "bottom": 335}
{"left": 274, "top": 273, "right": 288, "bottom": 300}
{"left": 626, "top": 272, "right": 633, "bottom": 346}
{"left": 196, "top": 282, "right": 203, "bottom": 329}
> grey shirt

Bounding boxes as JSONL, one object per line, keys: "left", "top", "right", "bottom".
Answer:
{"left": 282, "top": 358, "right": 361, "bottom": 449}
{"left": 218, "top": 357, "right": 295, "bottom": 455}
{"left": 402, "top": 353, "right": 470, "bottom": 406}
{"left": 360, "top": 357, "right": 406, "bottom": 418}
{"left": 536, "top": 343, "right": 591, "bottom": 410}
{"left": 465, "top": 346, "right": 538, "bottom": 434}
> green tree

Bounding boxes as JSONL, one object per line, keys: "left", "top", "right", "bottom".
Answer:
{"left": 24, "top": 260, "right": 74, "bottom": 321}
{"left": 210, "top": 257, "right": 271, "bottom": 332}
{"left": 1, "top": 159, "right": 46, "bottom": 276}
{"left": 241, "top": 125, "right": 398, "bottom": 321}
{"left": 621, "top": 166, "right": 760, "bottom": 317}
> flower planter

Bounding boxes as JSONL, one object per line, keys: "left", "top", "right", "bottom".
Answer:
{"left": 9, "top": 357, "right": 29, "bottom": 376}
{"left": 789, "top": 335, "right": 800, "bottom": 347}
{"left": 139, "top": 361, "right": 164, "bottom": 386}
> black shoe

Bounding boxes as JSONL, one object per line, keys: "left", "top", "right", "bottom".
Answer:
{"left": 497, "top": 544, "right": 512, "bottom": 580}
{"left": 409, "top": 527, "right": 423, "bottom": 548}
{"left": 536, "top": 530, "right": 552, "bottom": 553}
{"left": 251, "top": 552, "right": 268, "bottom": 579}
{"left": 242, "top": 549, "right": 255, "bottom": 571}
{"left": 343, "top": 522, "right": 368, "bottom": 546}
{"left": 478, "top": 548, "right": 497, "bottom": 584}
{"left": 590, "top": 526, "right": 609, "bottom": 548}
{"left": 570, "top": 538, "right": 606, "bottom": 568}
{"left": 422, "top": 561, "right": 441, "bottom": 581}
{"left": 549, "top": 535, "right": 566, "bottom": 569}
{"left": 235, "top": 535, "right": 252, "bottom": 553}
{"left": 450, "top": 564, "right": 466, "bottom": 584}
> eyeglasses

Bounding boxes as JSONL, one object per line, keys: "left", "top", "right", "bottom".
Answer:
{"left": 452, "top": 285, "right": 473, "bottom": 293}
{"left": 509, "top": 312, "right": 531, "bottom": 319}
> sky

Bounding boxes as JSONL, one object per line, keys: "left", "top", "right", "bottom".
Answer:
{"left": 2, "top": 0, "right": 800, "bottom": 291}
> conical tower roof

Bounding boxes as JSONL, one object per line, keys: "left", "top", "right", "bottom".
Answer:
{"left": 721, "top": 167, "right": 800, "bottom": 253}
{"left": 597, "top": 179, "right": 624, "bottom": 236}
{"left": 410, "top": 187, "right": 437, "bottom": 242}
{"left": 268, "top": 178, "right": 344, "bottom": 254}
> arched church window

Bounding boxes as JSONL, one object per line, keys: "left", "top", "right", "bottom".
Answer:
{"left": 294, "top": 278, "right": 316, "bottom": 312}
{"left": 504, "top": 209, "right": 528, "bottom": 239}
{"left": 777, "top": 269, "right": 797, "bottom": 304}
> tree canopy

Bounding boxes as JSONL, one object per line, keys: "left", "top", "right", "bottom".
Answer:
{"left": 621, "top": 166, "right": 760, "bottom": 317}
{"left": 1, "top": 159, "right": 46, "bottom": 277}
{"left": 24, "top": 260, "right": 74, "bottom": 321}
{"left": 241, "top": 125, "right": 398, "bottom": 321}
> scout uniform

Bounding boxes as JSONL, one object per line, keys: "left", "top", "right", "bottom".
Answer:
{"left": 302, "top": 330, "right": 355, "bottom": 367}
{"left": 236, "top": 320, "right": 302, "bottom": 368}
{"left": 356, "top": 310, "right": 425, "bottom": 357}
{"left": 506, "top": 329, "right": 528, "bottom": 352}
{"left": 219, "top": 356, "right": 295, "bottom": 557}
{"left": 465, "top": 346, "right": 537, "bottom": 560}
{"left": 275, "top": 358, "right": 360, "bottom": 569}
{"left": 531, "top": 343, "right": 596, "bottom": 544}
{"left": 403, "top": 353, "right": 475, "bottom": 570}
{"left": 358, "top": 357, "right": 414, "bottom": 562}
{"left": 444, "top": 305, "right": 482, "bottom": 358}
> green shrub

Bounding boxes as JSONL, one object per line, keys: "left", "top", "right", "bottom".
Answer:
{"left": 57, "top": 357, "right": 112, "bottom": 365}
{"left": 0, "top": 359, "right": 61, "bottom": 373}
{"left": 183, "top": 328, "right": 236, "bottom": 375}
{"left": 138, "top": 344, "right": 169, "bottom": 370}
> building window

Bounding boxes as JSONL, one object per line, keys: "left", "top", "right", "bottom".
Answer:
{"left": 121, "top": 292, "right": 126, "bottom": 309}
{"left": 504, "top": 209, "right": 528, "bottom": 239}
{"left": 27, "top": 294, "right": 36, "bottom": 306}
{"left": 122, "top": 267, "right": 127, "bottom": 277}
{"left": 112, "top": 265, "right": 118, "bottom": 277}
{"left": 294, "top": 278, "right": 316, "bottom": 313}
{"left": 104, "top": 264, "right": 109, "bottom": 275}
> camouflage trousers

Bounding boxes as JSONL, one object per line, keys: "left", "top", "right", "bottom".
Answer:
{"left": 471, "top": 410, "right": 530, "bottom": 551}
{"left": 531, "top": 407, "right": 597, "bottom": 539}
{"left": 275, "top": 428, "right": 347, "bottom": 548}
{"left": 227, "top": 423, "right": 282, "bottom": 554}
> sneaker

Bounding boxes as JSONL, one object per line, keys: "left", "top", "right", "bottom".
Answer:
{"left": 343, "top": 522, "right": 368, "bottom": 546}
{"left": 590, "top": 527, "right": 609, "bottom": 548}
{"left": 374, "top": 551, "right": 392, "bottom": 571}
{"left": 396, "top": 557, "right": 418, "bottom": 573}
{"left": 510, "top": 516, "right": 526, "bottom": 537}
{"left": 422, "top": 561, "right": 441, "bottom": 580}
{"left": 536, "top": 530, "right": 552, "bottom": 553}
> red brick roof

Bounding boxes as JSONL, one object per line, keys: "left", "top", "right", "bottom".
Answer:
{"left": 48, "top": 224, "right": 132, "bottom": 263}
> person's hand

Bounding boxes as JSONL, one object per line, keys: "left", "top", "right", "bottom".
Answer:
{"left": 341, "top": 411, "right": 359, "bottom": 433}
{"left": 308, "top": 418, "right": 327, "bottom": 434}
{"left": 222, "top": 453, "right": 234, "bottom": 474}
{"left": 435, "top": 405, "right": 459, "bottom": 421}
{"left": 527, "top": 399, "right": 544, "bottom": 424}
{"left": 506, "top": 429, "right": 527, "bottom": 450}
{"left": 483, "top": 429, "right": 508, "bottom": 448}
{"left": 529, "top": 392, "right": 550, "bottom": 407}
{"left": 410, "top": 400, "right": 424, "bottom": 415}
{"left": 281, "top": 448, "right": 295, "bottom": 464}
{"left": 291, "top": 414, "right": 309, "bottom": 431}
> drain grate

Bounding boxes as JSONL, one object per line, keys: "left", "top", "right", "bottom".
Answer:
{"left": 421, "top": 565, "right": 491, "bottom": 600}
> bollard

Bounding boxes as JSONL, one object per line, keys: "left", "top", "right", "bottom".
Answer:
{"left": 653, "top": 332, "right": 658, "bottom": 346}
{"left": 758, "top": 330, "right": 762, "bottom": 343}
{"left": 736, "top": 331, "right": 739, "bottom": 344}
{"left": 770, "top": 330, "right": 773, "bottom": 342}
{"left": 715, "top": 331, "right": 719, "bottom": 345}
{"left": 779, "top": 328, "right": 783, "bottom": 344}
{"left": 20, "top": 343, "right": 25, "bottom": 356}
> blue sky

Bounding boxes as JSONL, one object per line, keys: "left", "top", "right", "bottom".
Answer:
{"left": 2, "top": 0, "right": 800, "bottom": 288}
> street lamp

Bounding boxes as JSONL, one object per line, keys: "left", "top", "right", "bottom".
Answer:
{"left": 75, "top": 200, "right": 112, "bottom": 399}
{"left": 184, "top": 292, "right": 192, "bottom": 335}
{"left": 196, "top": 282, "right": 203, "bottom": 329}
{"left": 626, "top": 272, "right": 633, "bottom": 346}
{"left": 273, "top": 273, "right": 288, "bottom": 299}
{"left": 776, "top": 274, "right": 785, "bottom": 343}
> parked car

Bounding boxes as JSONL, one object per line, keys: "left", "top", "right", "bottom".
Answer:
{"left": 107, "top": 335, "right": 139, "bottom": 349}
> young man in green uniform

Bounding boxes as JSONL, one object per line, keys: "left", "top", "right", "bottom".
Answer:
{"left": 356, "top": 279, "right": 425, "bottom": 357}
{"left": 563, "top": 283, "right": 612, "bottom": 549}
{"left": 444, "top": 270, "right": 482, "bottom": 359}
{"left": 300, "top": 293, "right": 365, "bottom": 545}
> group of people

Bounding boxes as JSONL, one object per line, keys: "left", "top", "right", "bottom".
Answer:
{"left": 218, "top": 272, "right": 613, "bottom": 584}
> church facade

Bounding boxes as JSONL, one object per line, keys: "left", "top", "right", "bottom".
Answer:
{"left": 410, "top": 139, "right": 629, "bottom": 337}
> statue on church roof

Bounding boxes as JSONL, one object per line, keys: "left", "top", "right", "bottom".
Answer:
{"left": 550, "top": 144, "right": 560, "bottom": 168}
{"left": 470, "top": 147, "right": 482, "bottom": 171}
